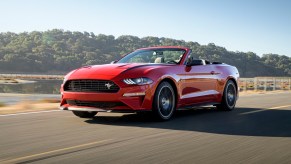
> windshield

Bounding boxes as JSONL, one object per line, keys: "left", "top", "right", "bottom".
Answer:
{"left": 117, "top": 48, "right": 186, "bottom": 64}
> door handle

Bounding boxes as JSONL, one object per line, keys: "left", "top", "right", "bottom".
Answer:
{"left": 210, "top": 71, "right": 215, "bottom": 75}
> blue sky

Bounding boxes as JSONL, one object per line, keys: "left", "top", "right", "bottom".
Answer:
{"left": 0, "top": 0, "right": 291, "bottom": 57}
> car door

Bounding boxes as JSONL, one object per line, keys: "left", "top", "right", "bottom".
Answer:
{"left": 180, "top": 63, "right": 218, "bottom": 105}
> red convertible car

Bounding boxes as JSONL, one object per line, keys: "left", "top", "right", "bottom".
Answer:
{"left": 60, "top": 46, "right": 239, "bottom": 120}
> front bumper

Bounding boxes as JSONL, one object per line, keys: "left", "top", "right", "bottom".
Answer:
{"left": 60, "top": 106, "right": 108, "bottom": 112}
{"left": 59, "top": 106, "right": 146, "bottom": 113}
{"left": 60, "top": 84, "right": 154, "bottom": 112}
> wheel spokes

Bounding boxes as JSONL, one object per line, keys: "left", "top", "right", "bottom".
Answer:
{"left": 227, "top": 85, "right": 236, "bottom": 106}
{"left": 159, "top": 87, "right": 173, "bottom": 116}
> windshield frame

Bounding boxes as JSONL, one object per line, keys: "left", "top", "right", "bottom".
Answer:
{"left": 116, "top": 48, "right": 187, "bottom": 65}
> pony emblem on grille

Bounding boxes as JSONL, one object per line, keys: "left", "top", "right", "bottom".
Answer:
{"left": 105, "top": 83, "right": 113, "bottom": 89}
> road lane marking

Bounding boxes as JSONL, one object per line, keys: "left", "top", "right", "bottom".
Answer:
{"left": 268, "top": 104, "right": 291, "bottom": 109}
{"left": 240, "top": 109, "right": 265, "bottom": 115}
{"left": 240, "top": 104, "right": 291, "bottom": 115}
{"left": 0, "top": 110, "right": 60, "bottom": 117}
{"left": 1, "top": 139, "right": 110, "bottom": 163}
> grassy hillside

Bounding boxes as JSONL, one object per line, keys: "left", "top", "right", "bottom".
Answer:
{"left": 0, "top": 29, "right": 290, "bottom": 77}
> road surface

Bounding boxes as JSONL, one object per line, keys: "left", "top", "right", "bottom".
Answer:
{"left": 0, "top": 92, "right": 291, "bottom": 163}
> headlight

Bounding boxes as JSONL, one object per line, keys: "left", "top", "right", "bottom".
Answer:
{"left": 123, "top": 77, "right": 153, "bottom": 85}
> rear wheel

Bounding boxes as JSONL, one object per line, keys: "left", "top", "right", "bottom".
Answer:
{"left": 216, "top": 80, "right": 237, "bottom": 111}
{"left": 72, "top": 111, "right": 97, "bottom": 118}
{"left": 153, "top": 81, "right": 176, "bottom": 121}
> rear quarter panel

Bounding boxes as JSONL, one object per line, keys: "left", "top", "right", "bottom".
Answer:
{"left": 213, "top": 64, "right": 240, "bottom": 103}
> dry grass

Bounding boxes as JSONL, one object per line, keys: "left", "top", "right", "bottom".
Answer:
{"left": 0, "top": 101, "right": 59, "bottom": 115}
{"left": 0, "top": 78, "right": 36, "bottom": 84}
{"left": 0, "top": 78, "right": 19, "bottom": 84}
{"left": 0, "top": 102, "right": 6, "bottom": 107}
{"left": 0, "top": 97, "right": 60, "bottom": 115}
{"left": 38, "top": 99, "right": 60, "bottom": 103}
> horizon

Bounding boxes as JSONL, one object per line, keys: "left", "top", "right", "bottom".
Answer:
{"left": 1, "top": 0, "right": 291, "bottom": 57}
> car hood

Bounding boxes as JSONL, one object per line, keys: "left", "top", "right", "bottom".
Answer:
{"left": 67, "top": 63, "right": 167, "bottom": 79}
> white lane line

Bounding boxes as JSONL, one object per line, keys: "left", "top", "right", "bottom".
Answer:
{"left": 240, "top": 104, "right": 291, "bottom": 115}
{"left": 0, "top": 110, "right": 60, "bottom": 117}
{"left": 240, "top": 109, "right": 265, "bottom": 115}
{"left": 1, "top": 139, "right": 110, "bottom": 163}
{"left": 269, "top": 104, "right": 291, "bottom": 109}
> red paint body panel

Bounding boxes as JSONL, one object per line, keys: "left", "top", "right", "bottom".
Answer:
{"left": 60, "top": 46, "right": 239, "bottom": 112}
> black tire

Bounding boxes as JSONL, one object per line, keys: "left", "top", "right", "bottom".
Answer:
{"left": 72, "top": 111, "right": 97, "bottom": 118}
{"left": 153, "top": 81, "right": 176, "bottom": 121}
{"left": 216, "top": 80, "right": 237, "bottom": 111}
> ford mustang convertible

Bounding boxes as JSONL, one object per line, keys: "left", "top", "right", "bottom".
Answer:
{"left": 60, "top": 46, "right": 239, "bottom": 120}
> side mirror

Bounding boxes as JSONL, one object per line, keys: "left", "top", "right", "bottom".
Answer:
{"left": 110, "top": 61, "right": 117, "bottom": 64}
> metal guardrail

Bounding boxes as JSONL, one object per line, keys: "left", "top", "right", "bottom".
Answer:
{"left": 239, "top": 77, "right": 291, "bottom": 91}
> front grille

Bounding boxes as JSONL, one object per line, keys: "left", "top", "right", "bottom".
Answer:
{"left": 64, "top": 80, "right": 119, "bottom": 93}
{"left": 66, "top": 100, "right": 124, "bottom": 108}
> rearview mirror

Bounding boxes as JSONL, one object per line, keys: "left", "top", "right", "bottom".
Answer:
{"left": 110, "top": 61, "right": 117, "bottom": 64}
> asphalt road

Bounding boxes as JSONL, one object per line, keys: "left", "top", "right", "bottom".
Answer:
{"left": 0, "top": 92, "right": 291, "bottom": 163}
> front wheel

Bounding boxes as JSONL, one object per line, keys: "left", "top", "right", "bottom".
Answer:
{"left": 72, "top": 111, "right": 97, "bottom": 118}
{"left": 216, "top": 80, "right": 237, "bottom": 111}
{"left": 153, "top": 81, "right": 176, "bottom": 121}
